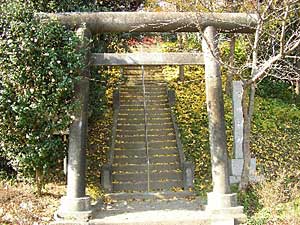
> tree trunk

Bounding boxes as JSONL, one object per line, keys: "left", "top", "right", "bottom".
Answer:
{"left": 239, "top": 5, "right": 261, "bottom": 190}
{"left": 177, "top": 33, "right": 185, "bottom": 81}
{"left": 239, "top": 84, "right": 255, "bottom": 190}
{"left": 35, "top": 169, "right": 44, "bottom": 196}
{"left": 296, "top": 58, "right": 300, "bottom": 95}
{"left": 225, "top": 35, "right": 236, "bottom": 96}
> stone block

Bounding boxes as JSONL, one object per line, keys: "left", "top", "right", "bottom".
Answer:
{"left": 183, "top": 161, "right": 194, "bottom": 190}
{"left": 231, "top": 158, "right": 256, "bottom": 176}
{"left": 168, "top": 89, "right": 176, "bottom": 107}
{"left": 113, "top": 89, "right": 120, "bottom": 110}
{"left": 101, "top": 164, "right": 112, "bottom": 192}
{"left": 232, "top": 81, "right": 244, "bottom": 159}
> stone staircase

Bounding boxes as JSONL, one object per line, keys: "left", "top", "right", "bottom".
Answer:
{"left": 101, "top": 66, "right": 194, "bottom": 200}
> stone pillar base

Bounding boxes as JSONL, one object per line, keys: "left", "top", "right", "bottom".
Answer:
{"left": 55, "top": 196, "right": 93, "bottom": 222}
{"left": 206, "top": 192, "right": 245, "bottom": 221}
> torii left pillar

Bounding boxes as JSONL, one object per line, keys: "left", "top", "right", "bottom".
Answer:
{"left": 56, "top": 25, "right": 94, "bottom": 222}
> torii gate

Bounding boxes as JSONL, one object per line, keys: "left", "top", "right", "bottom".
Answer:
{"left": 40, "top": 12, "right": 257, "bottom": 223}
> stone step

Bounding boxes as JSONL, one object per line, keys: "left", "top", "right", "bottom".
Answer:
{"left": 106, "top": 191, "right": 195, "bottom": 201}
{"left": 125, "top": 77, "right": 165, "bottom": 81}
{"left": 120, "top": 95, "right": 166, "bottom": 100}
{"left": 123, "top": 70, "right": 163, "bottom": 74}
{"left": 112, "top": 180, "right": 183, "bottom": 192}
{"left": 117, "top": 118, "right": 172, "bottom": 125}
{"left": 113, "top": 155, "right": 179, "bottom": 165}
{"left": 118, "top": 109, "right": 170, "bottom": 115}
{"left": 119, "top": 104, "right": 169, "bottom": 109}
{"left": 125, "top": 81, "right": 166, "bottom": 86}
{"left": 112, "top": 163, "right": 181, "bottom": 173}
{"left": 120, "top": 102, "right": 169, "bottom": 107}
{"left": 121, "top": 86, "right": 166, "bottom": 91}
{"left": 118, "top": 115, "right": 170, "bottom": 121}
{"left": 117, "top": 118, "right": 172, "bottom": 124}
{"left": 118, "top": 113, "right": 170, "bottom": 120}
{"left": 115, "top": 135, "right": 176, "bottom": 142}
{"left": 116, "top": 128, "right": 174, "bottom": 136}
{"left": 117, "top": 123, "right": 174, "bottom": 130}
{"left": 115, "top": 141, "right": 177, "bottom": 150}
{"left": 112, "top": 171, "right": 182, "bottom": 183}
{"left": 119, "top": 102, "right": 168, "bottom": 107}
{"left": 120, "top": 90, "right": 167, "bottom": 95}
{"left": 120, "top": 99, "right": 168, "bottom": 104}
{"left": 114, "top": 149, "right": 178, "bottom": 157}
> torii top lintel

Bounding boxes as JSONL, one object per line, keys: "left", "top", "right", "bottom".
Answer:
{"left": 40, "top": 12, "right": 258, "bottom": 34}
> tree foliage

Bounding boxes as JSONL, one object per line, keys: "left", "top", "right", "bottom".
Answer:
{"left": 0, "top": 1, "right": 84, "bottom": 191}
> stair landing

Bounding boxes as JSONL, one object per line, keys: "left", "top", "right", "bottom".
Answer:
{"left": 91, "top": 197, "right": 211, "bottom": 225}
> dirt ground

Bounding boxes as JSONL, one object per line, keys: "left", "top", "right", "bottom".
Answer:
{"left": 0, "top": 181, "right": 65, "bottom": 225}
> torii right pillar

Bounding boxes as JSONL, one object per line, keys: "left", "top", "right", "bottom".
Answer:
{"left": 202, "top": 26, "right": 245, "bottom": 222}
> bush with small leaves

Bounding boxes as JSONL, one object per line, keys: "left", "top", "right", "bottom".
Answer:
{"left": 0, "top": 1, "right": 84, "bottom": 194}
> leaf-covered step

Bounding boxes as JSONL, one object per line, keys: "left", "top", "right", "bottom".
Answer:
{"left": 121, "top": 86, "right": 167, "bottom": 91}
{"left": 115, "top": 141, "right": 145, "bottom": 149}
{"left": 115, "top": 135, "right": 176, "bottom": 142}
{"left": 120, "top": 99, "right": 168, "bottom": 104}
{"left": 117, "top": 118, "right": 172, "bottom": 125}
{"left": 119, "top": 105, "right": 169, "bottom": 110}
{"left": 117, "top": 123, "right": 174, "bottom": 130}
{"left": 148, "top": 140, "right": 177, "bottom": 148}
{"left": 129, "top": 81, "right": 166, "bottom": 86}
{"left": 112, "top": 171, "right": 182, "bottom": 183}
{"left": 114, "top": 155, "right": 179, "bottom": 165}
{"left": 114, "top": 147, "right": 178, "bottom": 157}
{"left": 115, "top": 140, "right": 177, "bottom": 150}
{"left": 118, "top": 113, "right": 171, "bottom": 120}
{"left": 118, "top": 108, "right": 170, "bottom": 115}
{"left": 106, "top": 191, "right": 195, "bottom": 202}
{"left": 112, "top": 180, "right": 183, "bottom": 192}
{"left": 120, "top": 90, "right": 167, "bottom": 96}
{"left": 116, "top": 128, "right": 174, "bottom": 136}
{"left": 121, "top": 93, "right": 166, "bottom": 97}
{"left": 112, "top": 163, "right": 181, "bottom": 173}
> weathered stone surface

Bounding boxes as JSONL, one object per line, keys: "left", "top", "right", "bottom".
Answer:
{"left": 230, "top": 81, "right": 260, "bottom": 184}
{"left": 232, "top": 81, "right": 244, "bottom": 159}
{"left": 231, "top": 158, "right": 256, "bottom": 176}
{"left": 56, "top": 196, "right": 93, "bottom": 221}
{"left": 91, "top": 53, "right": 204, "bottom": 66}
{"left": 203, "top": 26, "right": 230, "bottom": 195}
{"left": 211, "top": 218, "right": 236, "bottom": 225}
{"left": 39, "top": 12, "right": 258, "bottom": 34}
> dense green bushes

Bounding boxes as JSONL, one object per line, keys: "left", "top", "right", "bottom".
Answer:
{"left": 0, "top": 1, "right": 84, "bottom": 191}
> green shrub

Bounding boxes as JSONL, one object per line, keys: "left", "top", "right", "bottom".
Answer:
{"left": 0, "top": 1, "right": 84, "bottom": 193}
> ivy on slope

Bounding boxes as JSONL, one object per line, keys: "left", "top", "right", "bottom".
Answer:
{"left": 251, "top": 97, "right": 300, "bottom": 180}
{"left": 164, "top": 66, "right": 300, "bottom": 194}
{"left": 165, "top": 66, "right": 212, "bottom": 193}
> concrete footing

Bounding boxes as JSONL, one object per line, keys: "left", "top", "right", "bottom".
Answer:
{"left": 207, "top": 192, "right": 238, "bottom": 209}
{"left": 55, "top": 196, "right": 93, "bottom": 222}
{"left": 206, "top": 192, "right": 245, "bottom": 223}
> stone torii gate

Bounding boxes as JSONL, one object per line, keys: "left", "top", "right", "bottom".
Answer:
{"left": 40, "top": 12, "right": 258, "bottom": 223}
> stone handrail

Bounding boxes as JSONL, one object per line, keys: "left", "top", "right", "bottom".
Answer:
{"left": 101, "top": 88, "right": 120, "bottom": 192}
